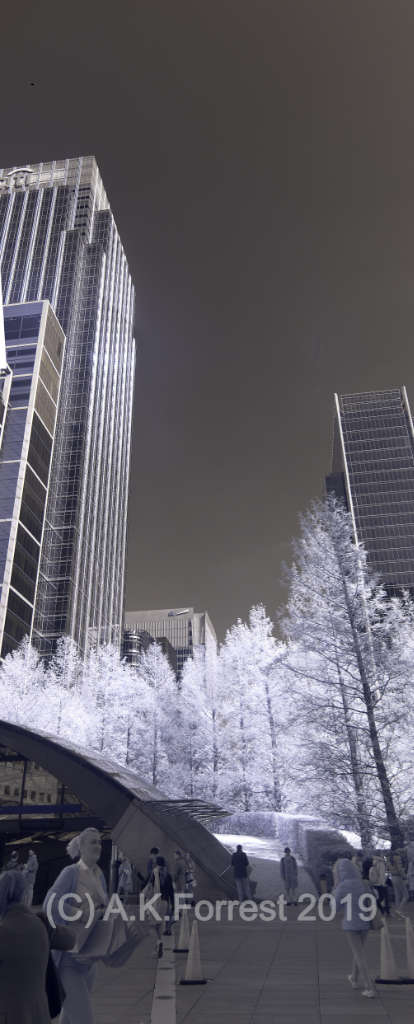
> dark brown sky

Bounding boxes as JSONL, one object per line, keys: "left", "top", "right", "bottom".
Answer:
{"left": 2, "top": 1, "right": 414, "bottom": 639}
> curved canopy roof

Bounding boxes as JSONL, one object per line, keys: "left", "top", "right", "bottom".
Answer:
{"left": 0, "top": 719, "right": 234, "bottom": 895}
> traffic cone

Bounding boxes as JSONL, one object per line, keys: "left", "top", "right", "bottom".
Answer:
{"left": 378, "top": 918, "right": 399, "bottom": 981}
{"left": 180, "top": 919, "right": 207, "bottom": 985}
{"left": 173, "top": 908, "right": 190, "bottom": 952}
{"left": 405, "top": 917, "right": 414, "bottom": 978}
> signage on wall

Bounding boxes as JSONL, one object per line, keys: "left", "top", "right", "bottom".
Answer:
{"left": 0, "top": 168, "right": 34, "bottom": 192}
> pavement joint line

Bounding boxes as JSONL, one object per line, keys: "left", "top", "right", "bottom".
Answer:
{"left": 150, "top": 935, "right": 176, "bottom": 1024}
{"left": 247, "top": 927, "right": 286, "bottom": 1023}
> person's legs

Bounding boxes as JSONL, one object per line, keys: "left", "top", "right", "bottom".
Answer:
{"left": 376, "top": 885, "right": 390, "bottom": 914}
{"left": 392, "top": 876, "right": 408, "bottom": 910}
{"left": 241, "top": 877, "right": 251, "bottom": 900}
{"left": 375, "top": 885, "right": 383, "bottom": 912}
{"left": 284, "top": 885, "right": 296, "bottom": 904}
{"left": 398, "top": 883, "right": 409, "bottom": 911}
{"left": 346, "top": 932, "right": 372, "bottom": 992}
{"left": 235, "top": 878, "right": 244, "bottom": 901}
{"left": 22, "top": 885, "right": 33, "bottom": 906}
{"left": 59, "top": 964, "right": 96, "bottom": 1024}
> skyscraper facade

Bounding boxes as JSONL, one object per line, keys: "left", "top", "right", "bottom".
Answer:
{"left": 124, "top": 607, "right": 217, "bottom": 678}
{"left": 0, "top": 301, "right": 65, "bottom": 659}
{"left": 0, "top": 159, "right": 135, "bottom": 654}
{"left": 327, "top": 388, "right": 414, "bottom": 594}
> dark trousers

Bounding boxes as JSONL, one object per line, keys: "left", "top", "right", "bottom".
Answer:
{"left": 374, "top": 884, "right": 390, "bottom": 914}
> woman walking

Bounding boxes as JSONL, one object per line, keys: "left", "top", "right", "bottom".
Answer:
{"left": 387, "top": 852, "right": 409, "bottom": 912}
{"left": 44, "top": 827, "right": 140, "bottom": 1023}
{"left": 333, "top": 858, "right": 376, "bottom": 998}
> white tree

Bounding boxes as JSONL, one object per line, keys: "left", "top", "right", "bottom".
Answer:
{"left": 0, "top": 637, "right": 47, "bottom": 727}
{"left": 132, "top": 643, "right": 177, "bottom": 790}
{"left": 243, "top": 605, "right": 285, "bottom": 810}
{"left": 282, "top": 495, "right": 413, "bottom": 847}
{"left": 84, "top": 642, "right": 136, "bottom": 763}
{"left": 46, "top": 636, "right": 90, "bottom": 743}
{"left": 218, "top": 620, "right": 263, "bottom": 811}
{"left": 178, "top": 649, "right": 215, "bottom": 799}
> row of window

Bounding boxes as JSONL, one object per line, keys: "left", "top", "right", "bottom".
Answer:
{"left": 4, "top": 314, "right": 41, "bottom": 340}
{"left": 350, "top": 468, "right": 414, "bottom": 483}
{"left": 354, "top": 489, "right": 414, "bottom": 502}
{"left": 363, "top": 528, "right": 414, "bottom": 541}
{"left": 1, "top": 785, "right": 54, "bottom": 802}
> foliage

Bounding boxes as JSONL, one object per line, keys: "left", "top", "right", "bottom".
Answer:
{"left": 0, "top": 494, "right": 413, "bottom": 849}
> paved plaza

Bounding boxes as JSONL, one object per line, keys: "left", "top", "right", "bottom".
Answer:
{"left": 89, "top": 851, "right": 414, "bottom": 1024}
{"left": 91, "top": 907, "right": 414, "bottom": 1024}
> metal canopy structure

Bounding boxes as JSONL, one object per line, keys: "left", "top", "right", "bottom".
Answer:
{"left": 0, "top": 719, "right": 235, "bottom": 897}
{"left": 143, "top": 799, "right": 230, "bottom": 824}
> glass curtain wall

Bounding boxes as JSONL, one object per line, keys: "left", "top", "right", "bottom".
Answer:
{"left": 329, "top": 388, "right": 414, "bottom": 593}
{"left": 0, "top": 158, "right": 135, "bottom": 655}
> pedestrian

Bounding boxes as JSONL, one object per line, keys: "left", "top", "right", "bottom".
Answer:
{"left": 157, "top": 856, "right": 174, "bottom": 935}
{"left": 174, "top": 849, "right": 186, "bottom": 893}
{"left": 6, "top": 851, "right": 19, "bottom": 870}
{"left": 280, "top": 847, "right": 298, "bottom": 905}
{"left": 408, "top": 851, "right": 414, "bottom": 901}
{"left": 231, "top": 844, "right": 251, "bottom": 901}
{"left": 0, "top": 868, "right": 74, "bottom": 1023}
{"left": 184, "top": 852, "right": 196, "bottom": 894}
{"left": 369, "top": 856, "right": 390, "bottom": 915}
{"left": 22, "top": 848, "right": 39, "bottom": 907}
{"left": 351, "top": 853, "right": 363, "bottom": 875}
{"left": 142, "top": 856, "right": 174, "bottom": 954}
{"left": 44, "top": 827, "right": 140, "bottom": 1023}
{"left": 117, "top": 856, "right": 133, "bottom": 898}
{"left": 387, "top": 851, "right": 409, "bottom": 912}
{"left": 146, "top": 846, "right": 160, "bottom": 880}
{"left": 333, "top": 857, "right": 376, "bottom": 998}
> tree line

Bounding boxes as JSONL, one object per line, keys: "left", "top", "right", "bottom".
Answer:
{"left": 1, "top": 495, "right": 413, "bottom": 848}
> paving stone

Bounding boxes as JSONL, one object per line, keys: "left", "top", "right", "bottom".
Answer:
{"left": 88, "top": 866, "right": 414, "bottom": 1023}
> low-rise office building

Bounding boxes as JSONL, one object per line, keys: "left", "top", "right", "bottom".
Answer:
{"left": 124, "top": 607, "right": 217, "bottom": 679}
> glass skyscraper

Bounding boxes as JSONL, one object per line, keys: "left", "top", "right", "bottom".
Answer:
{"left": 327, "top": 388, "right": 414, "bottom": 593}
{"left": 0, "top": 302, "right": 65, "bottom": 659}
{"left": 0, "top": 158, "right": 135, "bottom": 655}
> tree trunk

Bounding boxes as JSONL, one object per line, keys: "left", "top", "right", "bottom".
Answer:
{"left": 152, "top": 722, "right": 158, "bottom": 786}
{"left": 263, "top": 678, "right": 282, "bottom": 810}
{"left": 338, "top": 559, "right": 404, "bottom": 849}
{"left": 336, "top": 665, "right": 372, "bottom": 847}
{"left": 239, "top": 705, "right": 250, "bottom": 811}
{"left": 327, "top": 600, "right": 373, "bottom": 848}
{"left": 126, "top": 721, "right": 132, "bottom": 766}
{"left": 211, "top": 706, "right": 219, "bottom": 799}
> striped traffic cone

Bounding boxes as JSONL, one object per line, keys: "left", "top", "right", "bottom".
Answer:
{"left": 173, "top": 907, "right": 190, "bottom": 952}
{"left": 405, "top": 916, "right": 414, "bottom": 979}
{"left": 377, "top": 918, "right": 399, "bottom": 982}
{"left": 180, "top": 919, "right": 207, "bottom": 985}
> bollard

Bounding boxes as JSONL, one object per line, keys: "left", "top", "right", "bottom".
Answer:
{"left": 379, "top": 918, "right": 399, "bottom": 981}
{"left": 405, "top": 916, "right": 414, "bottom": 979}
{"left": 173, "top": 907, "right": 190, "bottom": 953}
{"left": 376, "top": 915, "right": 414, "bottom": 985}
{"left": 180, "top": 919, "right": 207, "bottom": 985}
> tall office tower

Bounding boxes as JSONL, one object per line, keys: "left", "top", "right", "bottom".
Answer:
{"left": 0, "top": 301, "right": 65, "bottom": 659}
{"left": 124, "top": 607, "right": 217, "bottom": 678}
{"left": 326, "top": 388, "right": 414, "bottom": 594}
{"left": 0, "top": 159, "right": 135, "bottom": 655}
